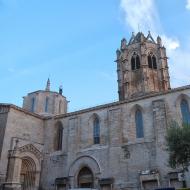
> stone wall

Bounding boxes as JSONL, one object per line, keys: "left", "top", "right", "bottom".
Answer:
{"left": 0, "top": 105, "right": 9, "bottom": 184}
{"left": 1, "top": 86, "right": 190, "bottom": 190}
{"left": 0, "top": 106, "right": 44, "bottom": 185}
{"left": 0, "top": 106, "right": 9, "bottom": 158}
{"left": 40, "top": 87, "right": 190, "bottom": 189}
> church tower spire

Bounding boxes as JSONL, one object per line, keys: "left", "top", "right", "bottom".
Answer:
{"left": 116, "top": 31, "right": 171, "bottom": 101}
{"left": 45, "top": 78, "right": 50, "bottom": 91}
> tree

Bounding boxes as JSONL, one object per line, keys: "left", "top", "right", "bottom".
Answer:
{"left": 165, "top": 122, "right": 190, "bottom": 188}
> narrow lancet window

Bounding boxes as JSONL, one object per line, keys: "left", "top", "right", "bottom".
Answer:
{"left": 180, "top": 99, "right": 190, "bottom": 124}
{"left": 131, "top": 52, "right": 141, "bottom": 70}
{"left": 148, "top": 55, "right": 152, "bottom": 68}
{"left": 148, "top": 53, "right": 157, "bottom": 69}
{"left": 93, "top": 118, "right": 100, "bottom": 144}
{"left": 152, "top": 55, "right": 157, "bottom": 69}
{"left": 131, "top": 57, "right": 136, "bottom": 70}
{"left": 135, "top": 109, "right": 144, "bottom": 138}
{"left": 54, "top": 122, "right": 63, "bottom": 151}
{"left": 57, "top": 124, "right": 63, "bottom": 150}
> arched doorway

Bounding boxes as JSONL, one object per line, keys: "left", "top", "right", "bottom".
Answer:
{"left": 78, "top": 167, "right": 94, "bottom": 188}
{"left": 20, "top": 157, "right": 36, "bottom": 190}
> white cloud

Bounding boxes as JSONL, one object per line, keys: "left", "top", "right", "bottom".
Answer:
{"left": 120, "top": 0, "right": 160, "bottom": 34}
{"left": 186, "top": 0, "right": 190, "bottom": 10}
{"left": 119, "top": 0, "right": 190, "bottom": 87}
{"left": 169, "top": 46, "right": 190, "bottom": 87}
{"left": 161, "top": 35, "right": 180, "bottom": 51}
{"left": 120, "top": 0, "right": 179, "bottom": 51}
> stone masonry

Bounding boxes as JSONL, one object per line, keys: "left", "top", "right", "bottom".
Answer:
{"left": 0, "top": 32, "right": 190, "bottom": 190}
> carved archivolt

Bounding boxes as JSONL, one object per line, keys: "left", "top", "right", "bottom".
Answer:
{"left": 18, "top": 144, "right": 43, "bottom": 160}
{"left": 69, "top": 155, "right": 101, "bottom": 177}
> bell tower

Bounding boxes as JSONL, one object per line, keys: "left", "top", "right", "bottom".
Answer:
{"left": 116, "top": 31, "right": 171, "bottom": 101}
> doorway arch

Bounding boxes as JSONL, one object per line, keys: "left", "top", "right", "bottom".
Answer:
{"left": 20, "top": 157, "right": 36, "bottom": 190}
{"left": 19, "top": 144, "right": 43, "bottom": 190}
{"left": 68, "top": 155, "right": 101, "bottom": 188}
{"left": 78, "top": 167, "right": 94, "bottom": 188}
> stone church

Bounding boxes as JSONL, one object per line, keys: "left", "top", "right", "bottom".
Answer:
{"left": 0, "top": 32, "right": 190, "bottom": 190}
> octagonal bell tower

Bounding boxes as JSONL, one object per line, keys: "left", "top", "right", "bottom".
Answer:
{"left": 116, "top": 31, "right": 171, "bottom": 101}
{"left": 23, "top": 79, "right": 68, "bottom": 116}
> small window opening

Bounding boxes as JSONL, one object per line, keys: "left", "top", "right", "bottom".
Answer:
{"left": 131, "top": 52, "right": 141, "bottom": 70}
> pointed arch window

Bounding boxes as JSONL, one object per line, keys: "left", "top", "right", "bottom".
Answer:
{"left": 148, "top": 55, "right": 152, "bottom": 68}
{"left": 135, "top": 109, "right": 144, "bottom": 138}
{"left": 152, "top": 55, "right": 157, "bottom": 69}
{"left": 57, "top": 124, "right": 63, "bottom": 150}
{"left": 180, "top": 99, "right": 190, "bottom": 124}
{"left": 93, "top": 118, "right": 100, "bottom": 144}
{"left": 131, "top": 52, "right": 140, "bottom": 70}
{"left": 148, "top": 53, "right": 157, "bottom": 69}
{"left": 54, "top": 122, "right": 63, "bottom": 151}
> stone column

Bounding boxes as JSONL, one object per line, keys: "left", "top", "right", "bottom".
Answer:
{"left": 94, "top": 176, "right": 100, "bottom": 189}
{"left": 34, "top": 171, "right": 41, "bottom": 190}
{"left": 3, "top": 149, "right": 22, "bottom": 190}
{"left": 69, "top": 176, "right": 75, "bottom": 189}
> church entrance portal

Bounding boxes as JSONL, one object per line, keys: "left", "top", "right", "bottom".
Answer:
{"left": 20, "top": 157, "right": 36, "bottom": 190}
{"left": 78, "top": 167, "right": 94, "bottom": 188}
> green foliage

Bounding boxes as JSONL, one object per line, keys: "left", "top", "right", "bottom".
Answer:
{"left": 166, "top": 122, "right": 190, "bottom": 172}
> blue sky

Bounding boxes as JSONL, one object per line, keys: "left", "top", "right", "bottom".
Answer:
{"left": 0, "top": 0, "right": 190, "bottom": 112}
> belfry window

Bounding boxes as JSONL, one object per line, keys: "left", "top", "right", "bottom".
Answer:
{"left": 180, "top": 99, "right": 190, "bottom": 124}
{"left": 135, "top": 109, "right": 144, "bottom": 138}
{"left": 131, "top": 52, "right": 140, "bottom": 70}
{"left": 93, "top": 118, "right": 100, "bottom": 144}
{"left": 148, "top": 53, "right": 157, "bottom": 69}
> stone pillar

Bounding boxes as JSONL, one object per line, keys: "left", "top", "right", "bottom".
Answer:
{"left": 69, "top": 176, "right": 75, "bottom": 189}
{"left": 34, "top": 171, "right": 41, "bottom": 190}
{"left": 152, "top": 100, "right": 169, "bottom": 187}
{"left": 3, "top": 149, "right": 22, "bottom": 190}
{"left": 94, "top": 176, "right": 99, "bottom": 189}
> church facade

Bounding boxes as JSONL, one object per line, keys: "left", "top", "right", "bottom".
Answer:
{"left": 0, "top": 32, "right": 190, "bottom": 190}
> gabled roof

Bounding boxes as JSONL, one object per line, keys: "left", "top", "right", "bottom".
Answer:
{"left": 128, "top": 31, "right": 156, "bottom": 45}
{"left": 146, "top": 31, "right": 156, "bottom": 43}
